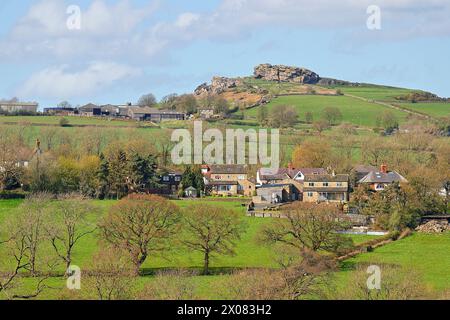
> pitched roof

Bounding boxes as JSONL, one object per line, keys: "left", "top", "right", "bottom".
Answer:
{"left": 209, "top": 165, "right": 247, "bottom": 174}
{"left": 358, "top": 171, "right": 408, "bottom": 184}
{"left": 205, "top": 180, "right": 239, "bottom": 186}
{"left": 128, "top": 106, "right": 157, "bottom": 114}
{"left": 79, "top": 103, "right": 99, "bottom": 112}
{"left": 259, "top": 167, "right": 326, "bottom": 180}
{"left": 353, "top": 164, "right": 378, "bottom": 174}
{"left": 128, "top": 107, "right": 185, "bottom": 115}
{"left": 304, "top": 174, "right": 349, "bottom": 183}
{"left": 258, "top": 183, "right": 292, "bottom": 189}
{"left": 303, "top": 187, "right": 349, "bottom": 192}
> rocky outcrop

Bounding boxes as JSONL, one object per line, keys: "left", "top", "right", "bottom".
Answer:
{"left": 194, "top": 77, "right": 243, "bottom": 96}
{"left": 254, "top": 64, "right": 320, "bottom": 84}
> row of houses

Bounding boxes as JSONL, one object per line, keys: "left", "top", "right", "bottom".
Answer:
{"left": 188, "top": 163, "right": 407, "bottom": 206}
{"left": 44, "top": 103, "right": 186, "bottom": 122}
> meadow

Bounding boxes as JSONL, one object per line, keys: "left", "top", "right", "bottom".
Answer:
{"left": 1, "top": 198, "right": 449, "bottom": 299}
{"left": 335, "top": 85, "right": 415, "bottom": 102}
{"left": 0, "top": 115, "right": 145, "bottom": 127}
{"left": 396, "top": 102, "right": 450, "bottom": 118}
{"left": 244, "top": 94, "right": 409, "bottom": 127}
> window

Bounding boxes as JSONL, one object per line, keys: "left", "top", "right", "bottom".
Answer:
{"left": 323, "top": 182, "right": 329, "bottom": 187}
{"left": 175, "top": 176, "right": 181, "bottom": 182}
{"left": 337, "top": 182, "right": 343, "bottom": 187}
{"left": 238, "top": 175, "right": 246, "bottom": 180}
{"left": 215, "top": 175, "right": 221, "bottom": 180}
{"left": 163, "top": 176, "right": 170, "bottom": 182}
{"left": 307, "top": 192, "right": 314, "bottom": 197}
{"left": 308, "top": 182, "right": 315, "bottom": 187}
{"left": 218, "top": 185, "right": 231, "bottom": 192}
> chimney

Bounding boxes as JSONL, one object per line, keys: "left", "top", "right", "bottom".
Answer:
{"left": 201, "top": 165, "right": 210, "bottom": 175}
{"left": 288, "top": 162, "right": 294, "bottom": 171}
{"left": 380, "top": 164, "right": 388, "bottom": 174}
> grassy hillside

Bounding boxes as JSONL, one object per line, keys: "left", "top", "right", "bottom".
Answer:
{"left": 396, "top": 102, "right": 450, "bottom": 118}
{"left": 339, "top": 232, "right": 450, "bottom": 292}
{"left": 245, "top": 95, "right": 409, "bottom": 127}
{"left": 333, "top": 85, "right": 416, "bottom": 102}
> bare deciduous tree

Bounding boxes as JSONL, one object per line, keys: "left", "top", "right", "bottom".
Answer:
{"left": 99, "top": 194, "right": 181, "bottom": 274}
{"left": 0, "top": 127, "right": 25, "bottom": 191}
{"left": 259, "top": 203, "right": 353, "bottom": 254}
{"left": 139, "top": 270, "right": 199, "bottom": 300}
{"left": 222, "top": 249, "right": 335, "bottom": 300}
{"left": 8, "top": 193, "right": 51, "bottom": 276}
{"left": 0, "top": 193, "right": 54, "bottom": 299}
{"left": 334, "top": 265, "right": 429, "bottom": 300}
{"left": 45, "top": 193, "right": 98, "bottom": 273}
{"left": 181, "top": 205, "right": 247, "bottom": 275}
{"left": 87, "top": 246, "right": 137, "bottom": 300}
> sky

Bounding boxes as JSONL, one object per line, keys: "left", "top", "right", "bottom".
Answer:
{"left": 0, "top": 0, "right": 449, "bottom": 108}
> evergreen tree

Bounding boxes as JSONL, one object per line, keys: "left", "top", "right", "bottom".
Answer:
{"left": 109, "top": 150, "right": 128, "bottom": 199}
{"left": 128, "top": 153, "right": 160, "bottom": 192}
{"left": 181, "top": 166, "right": 205, "bottom": 196}
{"left": 97, "top": 154, "right": 110, "bottom": 199}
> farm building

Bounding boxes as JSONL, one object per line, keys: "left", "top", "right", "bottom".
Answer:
{"left": 0, "top": 101, "right": 38, "bottom": 113}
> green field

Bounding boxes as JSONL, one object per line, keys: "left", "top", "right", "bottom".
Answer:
{"left": 1, "top": 198, "right": 449, "bottom": 299}
{"left": 339, "top": 232, "right": 450, "bottom": 292}
{"left": 397, "top": 102, "right": 450, "bottom": 118}
{"left": 245, "top": 95, "right": 409, "bottom": 127}
{"left": 334, "top": 85, "right": 415, "bottom": 102}
{"left": 0, "top": 116, "right": 143, "bottom": 127}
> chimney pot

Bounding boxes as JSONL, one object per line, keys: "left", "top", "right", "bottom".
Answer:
{"left": 288, "top": 162, "right": 294, "bottom": 171}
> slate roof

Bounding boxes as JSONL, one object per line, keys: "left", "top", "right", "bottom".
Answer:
{"left": 358, "top": 171, "right": 408, "bottom": 184}
{"left": 79, "top": 103, "right": 99, "bottom": 112}
{"left": 303, "top": 187, "right": 349, "bottom": 192}
{"left": 209, "top": 165, "right": 247, "bottom": 174}
{"left": 258, "top": 183, "right": 292, "bottom": 189}
{"left": 206, "top": 180, "right": 239, "bottom": 186}
{"left": 304, "top": 174, "right": 349, "bottom": 183}
{"left": 353, "top": 165, "right": 379, "bottom": 174}
{"left": 259, "top": 167, "right": 326, "bottom": 180}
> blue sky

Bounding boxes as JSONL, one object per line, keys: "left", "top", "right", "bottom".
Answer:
{"left": 0, "top": 0, "right": 449, "bottom": 108}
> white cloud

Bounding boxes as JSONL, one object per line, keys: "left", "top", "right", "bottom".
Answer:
{"left": 3, "top": 0, "right": 449, "bottom": 63}
{"left": 18, "top": 62, "right": 141, "bottom": 99}
{"left": 175, "top": 13, "right": 200, "bottom": 29}
{"left": 1, "top": 0, "right": 159, "bottom": 60}
{"left": 4, "top": 0, "right": 450, "bottom": 102}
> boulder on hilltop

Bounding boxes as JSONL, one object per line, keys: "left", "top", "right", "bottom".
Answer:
{"left": 253, "top": 63, "right": 320, "bottom": 84}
